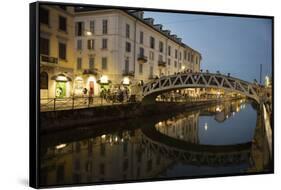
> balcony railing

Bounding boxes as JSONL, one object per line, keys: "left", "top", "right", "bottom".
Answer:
{"left": 122, "top": 70, "right": 135, "bottom": 77}
{"left": 137, "top": 54, "right": 148, "bottom": 63}
{"left": 40, "top": 54, "right": 58, "bottom": 64}
{"left": 158, "top": 60, "right": 166, "bottom": 67}
{"left": 83, "top": 68, "right": 99, "bottom": 75}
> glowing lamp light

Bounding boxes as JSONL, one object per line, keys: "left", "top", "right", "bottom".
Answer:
{"left": 85, "top": 31, "right": 92, "bottom": 36}
{"left": 55, "top": 144, "right": 66, "bottom": 149}
{"left": 265, "top": 76, "right": 270, "bottom": 87}
{"left": 122, "top": 77, "right": 130, "bottom": 85}
{"left": 181, "top": 66, "right": 186, "bottom": 70}
{"left": 100, "top": 75, "right": 109, "bottom": 84}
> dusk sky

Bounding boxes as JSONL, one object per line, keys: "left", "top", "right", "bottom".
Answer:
{"left": 144, "top": 11, "right": 272, "bottom": 84}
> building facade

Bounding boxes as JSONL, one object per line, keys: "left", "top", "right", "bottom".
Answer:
{"left": 40, "top": 5, "right": 75, "bottom": 99}
{"left": 40, "top": 6, "right": 202, "bottom": 99}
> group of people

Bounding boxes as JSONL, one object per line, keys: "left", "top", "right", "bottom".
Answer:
{"left": 81, "top": 86, "right": 132, "bottom": 104}
{"left": 100, "top": 86, "right": 131, "bottom": 103}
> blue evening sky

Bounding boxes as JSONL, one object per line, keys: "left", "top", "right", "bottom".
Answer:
{"left": 144, "top": 11, "right": 272, "bottom": 84}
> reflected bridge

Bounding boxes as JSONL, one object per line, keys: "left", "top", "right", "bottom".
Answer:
{"left": 141, "top": 126, "right": 251, "bottom": 166}
{"left": 142, "top": 72, "right": 260, "bottom": 104}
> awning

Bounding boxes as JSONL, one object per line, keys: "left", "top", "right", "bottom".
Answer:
{"left": 51, "top": 73, "right": 72, "bottom": 82}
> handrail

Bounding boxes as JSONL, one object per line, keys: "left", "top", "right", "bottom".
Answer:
{"left": 40, "top": 95, "right": 141, "bottom": 112}
{"left": 262, "top": 104, "right": 272, "bottom": 160}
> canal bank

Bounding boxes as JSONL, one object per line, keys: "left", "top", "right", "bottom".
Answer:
{"left": 40, "top": 97, "right": 246, "bottom": 133}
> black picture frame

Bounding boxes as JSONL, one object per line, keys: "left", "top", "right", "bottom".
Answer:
{"left": 30, "top": 1, "right": 274, "bottom": 188}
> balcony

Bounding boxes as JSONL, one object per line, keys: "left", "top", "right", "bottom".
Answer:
{"left": 137, "top": 54, "right": 148, "bottom": 63}
{"left": 158, "top": 60, "right": 166, "bottom": 67}
{"left": 83, "top": 68, "right": 98, "bottom": 75}
{"left": 122, "top": 70, "right": 135, "bottom": 77}
{"left": 40, "top": 54, "right": 58, "bottom": 65}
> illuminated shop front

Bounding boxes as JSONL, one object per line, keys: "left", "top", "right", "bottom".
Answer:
{"left": 97, "top": 75, "right": 112, "bottom": 96}
{"left": 51, "top": 73, "right": 72, "bottom": 98}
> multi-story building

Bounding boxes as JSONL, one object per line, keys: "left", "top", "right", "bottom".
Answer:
{"left": 72, "top": 9, "right": 202, "bottom": 96}
{"left": 40, "top": 5, "right": 75, "bottom": 99}
{"left": 39, "top": 6, "right": 202, "bottom": 99}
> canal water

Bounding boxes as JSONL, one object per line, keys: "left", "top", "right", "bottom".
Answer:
{"left": 40, "top": 99, "right": 271, "bottom": 186}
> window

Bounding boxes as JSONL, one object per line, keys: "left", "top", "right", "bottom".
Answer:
{"left": 196, "top": 57, "right": 199, "bottom": 64}
{"left": 179, "top": 62, "right": 181, "bottom": 69}
{"left": 40, "top": 7, "right": 49, "bottom": 25}
{"left": 179, "top": 52, "right": 182, "bottom": 60}
{"left": 168, "top": 46, "right": 171, "bottom": 56}
{"left": 184, "top": 50, "right": 187, "bottom": 60}
{"left": 168, "top": 58, "right": 171, "bottom": 66}
{"left": 77, "top": 58, "right": 82, "bottom": 70}
{"left": 59, "top": 16, "right": 67, "bottom": 32}
{"left": 149, "top": 51, "right": 154, "bottom": 61}
{"left": 150, "top": 37, "right": 155, "bottom": 49}
{"left": 59, "top": 6, "right": 66, "bottom": 10}
{"left": 89, "top": 57, "right": 94, "bottom": 69}
{"left": 159, "top": 41, "right": 163, "bottom": 53}
{"left": 159, "top": 54, "right": 163, "bottom": 62}
{"left": 126, "top": 24, "right": 130, "bottom": 38}
{"left": 58, "top": 42, "right": 66, "bottom": 60}
{"left": 90, "top": 20, "right": 95, "bottom": 34}
{"left": 175, "top": 49, "right": 178, "bottom": 59}
{"left": 99, "top": 163, "right": 105, "bottom": 175}
{"left": 102, "top": 20, "right": 108, "bottom": 34}
{"left": 40, "top": 72, "right": 48, "bottom": 89}
{"left": 140, "top": 31, "right": 143, "bottom": 44}
{"left": 126, "top": 42, "right": 131, "bottom": 52}
{"left": 188, "top": 52, "right": 191, "bottom": 61}
{"left": 191, "top": 54, "right": 194, "bottom": 63}
{"left": 123, "top": 159, "right": 129, "bottom": 171}
{"left": 88, "top": 39, "right": 94, "bottom": 50}
{"left": 100, "top": 144, "right": 106, "bottom": 156}
{"left": 149, "top": 66, "right": 153, "bottom": 77}
{"left": 56, "top": 165, "right": 65, "bottom": 183}
{"left": 102, "top": 38, "right": 107, "bottom": 49}
{"left": 102, "top": 57, "right": 107, "bottom": 70}
{"left": 75, "top": 22, "right": 84, "bottom": 36}
{"left": 77, "top": 39, "right": 82, "bottom": 50}
{"left": 139, "top": 63, "right": 143, "bottom": 74}
{"left": 40, "top": 37, "right": 49, "bottom": 55}
{"left": 174, "top": 61, "right": 177, "bottom": 68}
{"left": 125, "top": 58, "right": 129, "bottom": 72}
{"left": 139, "top": 47, "right": 144, "bottom": 56}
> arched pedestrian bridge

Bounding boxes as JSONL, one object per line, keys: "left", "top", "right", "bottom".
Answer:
{"left": 142, "top": 72, "right": 260, "bottom": 104}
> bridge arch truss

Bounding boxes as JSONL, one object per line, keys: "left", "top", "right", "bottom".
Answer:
{"left": 142, "top": 73, "right": 260, "bottom": 103}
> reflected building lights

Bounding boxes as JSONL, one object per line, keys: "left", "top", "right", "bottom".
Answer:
{"left": 55, "top": 144, "right": 66, "bottom": 149}
{"left": 204, "top": 123, "right": 208, "bottom": 131}
{"left": 216, "top": 106, "right": 222, "bottom": 112}
{"left": 101, "top": 134, "right": 106, "bottom": 139}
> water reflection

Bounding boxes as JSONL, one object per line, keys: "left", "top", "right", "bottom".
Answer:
{"left": 154, "top": 99, "right": 256, "bottom": 145}
{"left": 40, "top": 99, "right": 271, "bottom": 186}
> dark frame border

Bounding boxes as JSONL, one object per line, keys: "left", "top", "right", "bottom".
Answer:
{"left": 29, "top": 1, "right": 274, "bottom": 189}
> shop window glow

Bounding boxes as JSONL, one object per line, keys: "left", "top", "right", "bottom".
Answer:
{"left": 122, "top": 77, "right": 130, "bottom": 85}
{"left": 100, "top": 75, "right": 109, "bottom": 84}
